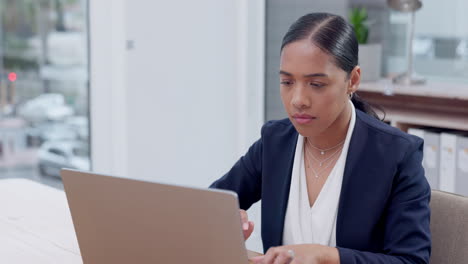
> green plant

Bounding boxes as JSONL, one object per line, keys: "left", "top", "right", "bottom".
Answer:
{"left": 349, "top": 7, "right": 369, "bottom": 44}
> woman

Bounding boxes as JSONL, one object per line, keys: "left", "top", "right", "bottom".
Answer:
{"left": 210, "top": 13, "right": 431, "bottom": 264}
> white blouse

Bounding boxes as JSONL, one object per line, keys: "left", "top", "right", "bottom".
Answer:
{"left": 282, "top": 100, "right": 356, "bottom": 247}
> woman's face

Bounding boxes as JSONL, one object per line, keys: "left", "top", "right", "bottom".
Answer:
{"left": 279, "top": 39, "right": 359, "bottom": 138}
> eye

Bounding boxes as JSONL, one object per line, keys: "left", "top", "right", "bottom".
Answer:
{"left": 280, "top": 80, "right": 294, "bottom": 86}
{"left": 309, "top": 82, "right": 325, "bottom": 88}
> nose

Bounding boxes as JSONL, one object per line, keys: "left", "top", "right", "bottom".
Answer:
{"left": 291, "top": 85, "right": 311, "bottom": 110}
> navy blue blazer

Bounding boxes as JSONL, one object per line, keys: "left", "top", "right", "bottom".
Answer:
{"left": 210, "top": 109, "right": 431, "bottom": 264}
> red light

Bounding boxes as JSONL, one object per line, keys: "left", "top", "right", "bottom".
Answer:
{"left": 8, "top": 72, "right": 17, "bottom": 82}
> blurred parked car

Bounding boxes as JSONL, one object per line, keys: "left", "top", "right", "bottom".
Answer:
{"left": 38, "top": 140, "right": 90, "bottom": 177}
{"left": 39, "top": 122, "right": 79, "bottom": 142}
{"left": 17, "top": 94, "right": 74, "bottom": 124}
{"left": 64, "top": 116, "right": 89, "bottom": 141}
{"left": 25, "top": 122, "right": 79, "bottom": 147}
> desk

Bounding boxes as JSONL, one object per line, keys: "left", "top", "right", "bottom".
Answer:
{"left": 0, "top": 179, "right": 261, "bottom": 263}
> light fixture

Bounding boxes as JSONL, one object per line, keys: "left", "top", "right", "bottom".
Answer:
{"left": 387, "top": 0, "right": 425, "bottom": 85}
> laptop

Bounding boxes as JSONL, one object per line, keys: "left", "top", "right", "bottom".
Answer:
{"left": 61, "top": 169, "right": 250, "bottom": 264}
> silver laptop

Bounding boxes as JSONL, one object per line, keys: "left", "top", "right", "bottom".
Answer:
{"left": 61, "top": 169, "right": 249, "bottom": 264}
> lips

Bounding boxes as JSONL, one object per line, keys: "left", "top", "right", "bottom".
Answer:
{"left": 292, "top": 114, "right": 316, "bottom": 124}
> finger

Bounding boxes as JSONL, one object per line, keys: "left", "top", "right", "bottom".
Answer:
{"left": 240, "top": 209, "right": 248, "bottom": 222}
{"left": 244, "top": 221, "right": 254, "bottom": 240}
{"left": 240, "top": 210, "right": 249, "bottom": 230}
{"left": 248, "top": 221, "right": 254, "bottom": 233}
{"left": 249, "top": 256, "right": 264, "bottom": 263}
{"left": 273, "top": 250, "right": 293, "bottom": 264}
{"left": 263, "top": 247, "right": 280, "bottom": 264}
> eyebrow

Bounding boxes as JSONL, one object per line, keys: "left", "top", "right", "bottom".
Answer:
{"left": 279, "top": 70, "right": 328, "bottom": 78}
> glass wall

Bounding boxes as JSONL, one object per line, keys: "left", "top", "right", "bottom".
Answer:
{"left": 349, "top": 0, "right": 468, "bottom": 84}
{"left": 386, "top": 0, "right": 468, "bottom": 82}
{"left": 0, "top": 0, "right": 89, "bottom": 189}
{"left": 264, "top": 0, "right": 468, "bottom": 122}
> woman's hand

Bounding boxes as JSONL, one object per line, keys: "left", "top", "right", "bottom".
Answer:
{"left": 240, "top": 209, "right": 254, "bottom": 240}
{"left": 249, "top": 244, "right": 339, "bottom": 264}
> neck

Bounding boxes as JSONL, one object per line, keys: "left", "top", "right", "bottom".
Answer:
{"left": 307, "top": 101, "right": 352, "bottom": 149}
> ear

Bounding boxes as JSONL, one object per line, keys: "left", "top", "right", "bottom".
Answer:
{"left": 347, "top": 66, "right": 361, "bottom": 95}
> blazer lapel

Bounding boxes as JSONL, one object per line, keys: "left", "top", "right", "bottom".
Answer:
{"left": 336, "top": 110, "right": 373, "bottom": 248}
{"left": 261, "top": 123, "right": 298, "bottom": 251}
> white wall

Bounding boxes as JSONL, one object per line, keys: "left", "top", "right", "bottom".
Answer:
{"left": 124, "top": 0, "right": 240, "bottom": 187}
{"left": 90, "top": 0, "right": 265, "bottom": 252}
{"left": 89, "top": 0, "right": 128, "bottom": 177}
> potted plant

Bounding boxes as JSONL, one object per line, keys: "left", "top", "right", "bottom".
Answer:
{"left": 349, "top": 7, "right": 382, "bottom": 82}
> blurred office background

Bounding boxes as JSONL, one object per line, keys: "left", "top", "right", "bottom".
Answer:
{"left": 1, "top": 0, "right": 467, "bottom": 252}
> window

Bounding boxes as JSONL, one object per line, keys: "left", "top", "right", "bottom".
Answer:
{"left": 385, "top": 0, "right": 468, "bottom": 82}
{"left": 0, "top": 0, "right": 90, "bottom": 189}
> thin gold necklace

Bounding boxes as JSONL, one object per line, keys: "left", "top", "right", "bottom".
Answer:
{"left": 305, "top": 139, "right": 343, "bottom": 167}
{"left": 304, "top": 146, "right": 342, "bottom": 178}
{"left": 307, "top": 138, "right": 345, "bottom": 155}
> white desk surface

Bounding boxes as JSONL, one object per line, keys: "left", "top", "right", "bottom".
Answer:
{"left": 0, "top": 178, "right": 82, "bottom": 263}
{"left": 0, "top": 178, "right": 261, "bottom": 263}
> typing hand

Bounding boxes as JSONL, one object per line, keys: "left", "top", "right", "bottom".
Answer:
{"left": 240, "top": 209, "right": 254, "bottom": 240}
{"left": 249, "top": 244, "right": 339, "bottom": 264}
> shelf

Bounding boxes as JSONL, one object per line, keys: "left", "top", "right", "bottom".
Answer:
{"left": 360, "top": 80, "right": 468, "bottom": 196}
{"left": 383, "top": 109, "right": 468, "bottom": 132}
{"left": 357, "top": 80, "right": 468, "bottom": 133}
{"left": 359, "top": 80, "right": 468, "bottom": 101}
